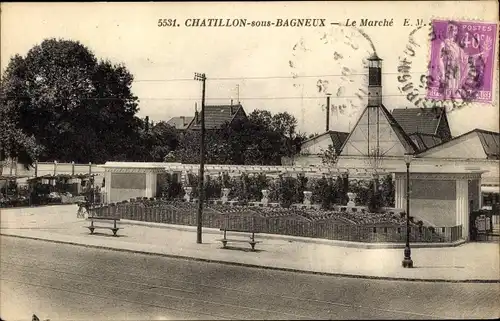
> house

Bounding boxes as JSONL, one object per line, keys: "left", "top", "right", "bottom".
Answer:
{"left": 187, "top": 103, "right": 247, "bottom": 131}
{"left": 166, "top": 116, "right": 194, "bottom": 130}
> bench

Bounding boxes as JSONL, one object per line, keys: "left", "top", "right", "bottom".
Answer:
{"left": 218, "top": 228, "right": 261, "bottom": 251}
{"left": 86, "top": 216, "right": 122, "bottom": 236}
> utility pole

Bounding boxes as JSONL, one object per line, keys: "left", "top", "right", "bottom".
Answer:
{"left": 326, "top": 94, "right": 331, "bottom": 132}
{"left": 194, "top": 72, "right": 206, "bottom": 244}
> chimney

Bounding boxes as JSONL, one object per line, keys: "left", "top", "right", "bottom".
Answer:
{"left": 195, "top": 103, "right": 199, "bottom": 123}
{"left": 181, "top": 116, "right": 186, "bottom": 126}
{"left": 230, "top": 99, "right": 234, "bottom": 115}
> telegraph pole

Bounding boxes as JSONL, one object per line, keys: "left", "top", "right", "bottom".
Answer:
{"left": 194, "top": 72, "right": 206, "bottom": 244}
{"left": 326, "top": 94, "right": 331, "bottom": 132}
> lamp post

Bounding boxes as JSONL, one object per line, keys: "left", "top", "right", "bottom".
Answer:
{"left": 194, "top": 72, "right": 206, "bottom": 244}
{"left": 402, "top": 153, "right": 414, "bottom": 268}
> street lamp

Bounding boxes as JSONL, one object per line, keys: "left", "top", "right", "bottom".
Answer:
{"left": 194, "top": 72, "right": 206, "bottom": 244}
{"left": 402, "top": 153, "right": 414, "bottom": 268}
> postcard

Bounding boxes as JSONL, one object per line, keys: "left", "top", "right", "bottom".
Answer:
{"left": 1, "top": 2, "right": 499, "bottom": 320}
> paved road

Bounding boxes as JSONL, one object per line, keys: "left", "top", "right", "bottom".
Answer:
{"left": 1, "top": 236, "right": 498, "bottom": 320}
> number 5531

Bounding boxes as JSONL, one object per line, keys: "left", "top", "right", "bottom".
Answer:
{"left": 158, "top": 19, "right": 178, "bottom": 27}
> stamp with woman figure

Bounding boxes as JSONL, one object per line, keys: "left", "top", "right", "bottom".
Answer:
{"left": 426, "top": 19, "right": 497, "bottom": 104}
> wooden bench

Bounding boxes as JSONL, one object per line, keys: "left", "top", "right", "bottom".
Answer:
{"left": 218, "top": 228, "right": 261, "bottom": 251}
{"left": 86, "top": 216, "right": 122, "bottom": 236}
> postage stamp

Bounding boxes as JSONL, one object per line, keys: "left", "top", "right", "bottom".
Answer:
{"left": 426, "top": 19, "right": 497, "bottom": 103}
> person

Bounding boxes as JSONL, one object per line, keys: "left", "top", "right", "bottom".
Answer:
{"left": 437, "top": 23, "right": 489, "bottom": 98}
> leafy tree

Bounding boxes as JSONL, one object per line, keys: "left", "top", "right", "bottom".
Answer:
{"left": 0, "top": 57, "right": 45, "bottom": 168}
{"left": 0, "top": 38, "right": 141, "bottom": 163}
{"left": 320, "top": 144, "right": 339, "bottom": 166}
{"left": 142, "top": 121, "right": 179, "bottom": 162}
{"left": 248, "top": 109, "right": 273, "bottom": 128}
{"left": 171, "top": 109, "right": 305, "bottom": 166}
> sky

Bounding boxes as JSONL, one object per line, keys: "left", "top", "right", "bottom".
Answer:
{"left": 1, "top": 1, "right": 499, "bottom": 136}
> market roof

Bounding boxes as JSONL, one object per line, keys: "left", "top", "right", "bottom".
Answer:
{"left": 408, "top": 133, "right": 443, "bottom": 151}
{"left": 300, "top": 131, "right": 350, "bottom": 155}
{"left": 476, "top": 129, "right": 500, "bottom": 159}
{"left": 391, "top": 107, "right": 449, "bottom": 137}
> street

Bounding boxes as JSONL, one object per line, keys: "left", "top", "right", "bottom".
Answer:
{"left": 1, "top": 236, "right": 499, "bottom": 320}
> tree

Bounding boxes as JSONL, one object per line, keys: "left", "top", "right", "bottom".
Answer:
{"left": 320, "top": 144, "right": 339, "bottom": 166}
{"left": 0, "top": 38, "right": 140, "bottom": 163}
{"left": 0, "top": 56, "right": 45, "bottom": 169}
{"left": 171, "top": 109, "right": 305, "bottom": 166}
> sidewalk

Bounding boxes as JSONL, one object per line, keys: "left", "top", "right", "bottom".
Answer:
{"left": 1, "top": 204, "right": 499, "bottom": 282}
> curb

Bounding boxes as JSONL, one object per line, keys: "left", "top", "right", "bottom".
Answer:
{"left": 2, "top": 233, "right": 498, "bottom": 284}
{"left": 119, "top": 219, "right": 468, "bottom": 249}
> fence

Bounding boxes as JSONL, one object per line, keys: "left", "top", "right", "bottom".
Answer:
{"left": 89, "top": 201, "right": 463, "bottom": 243}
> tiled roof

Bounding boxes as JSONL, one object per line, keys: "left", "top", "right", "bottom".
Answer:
{"left": 408, "top": 133, "right": 443, "bottom": 151}
{"left": 380, "top": 105, "right": 419, "bottom": 154}
{"left": 189, "top": 104, "right": 245, "bottom": 130}
{"left": 391, "top": 107, "right": 445, "bottom": 136}
{"left": 166, "top": 116, "right": 194, "bottom": 130}
{"left": 476, "top": 129, "right": 500, "bottom": 159}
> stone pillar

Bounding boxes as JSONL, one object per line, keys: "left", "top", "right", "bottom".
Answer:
{"left": 456, "top": 179, "right": 469, "bottom": 240}
{"left": 104, "top": 170, "right": 112, "bottom": 204}
{"left": 145, "top": 170, "right": 157, "bottom": 198}
{"left": 303, "top": 191, "right": 312, "bottom": 206}
{"left": 395, "top": 175, "right": 405, "bottom": 209}
{"left": 221, "top": 188, "right": 230, "bottom": 203}
{"left": 184, "top": 186, "right": 193, "bottom": 202}
{"left": 261, "top": 189, "right": 269, "bottom": 205}
{"left": 347, "top": 192, "right": 357, "bottom": 207}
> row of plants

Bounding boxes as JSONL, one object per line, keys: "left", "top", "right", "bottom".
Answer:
{"left": 102, "top": 196, "right": 415, "bottom": 227}
{"left": 91, "top": 199, "right": 449, "bottom": 244}
{"left": 155, "top": 172, "right": 396, "bottom": 212}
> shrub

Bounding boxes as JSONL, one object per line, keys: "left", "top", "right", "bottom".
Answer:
{"left": 295, "top": 173, "right": 308, "bottom": 204}
{"left": 247, "top": 173, "right": 269, "bottom": 201}
{"left": 159, "top": 173, "right": 183, "bottom": 200}
{"left": 278, "top": 176, "right": 296, "bottom": 208}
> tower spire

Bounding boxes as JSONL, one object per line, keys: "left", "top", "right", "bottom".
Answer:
{"left": 367, "top": 53, "right": 383, "bottom": 106}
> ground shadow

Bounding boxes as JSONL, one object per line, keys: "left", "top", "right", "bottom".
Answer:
{"left": 85, "top": 232, "right": 128, "bottom": 238}
{"left": 413, "top": 265, "right": 465, "bottom": 269}
{"left": 219, "top": 246, "right": 264, "bottom": 253}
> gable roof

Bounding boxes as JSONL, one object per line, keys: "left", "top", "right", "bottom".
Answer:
{"left": 189, "top": 104, "right": 246, "bottom": 130}
{"left": 391, "top": 107, "right": 447, "bottom": 136}
{"left": 475, "top": 129, "right": 499, "bottom": 159}
{"left": 408, "top": 133, "right": 443, "bottom": 151}
{"left": 339, "top": 104, "right": 419, "bottom": 156}
{"left": 301, "top": 131, "right": 349, "bottom": 154}
{"left": 417, "top": 128, "right": 500, "bottom": 159}
{"left": 166, "top": 116, "right": 194, "bottom": 130}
